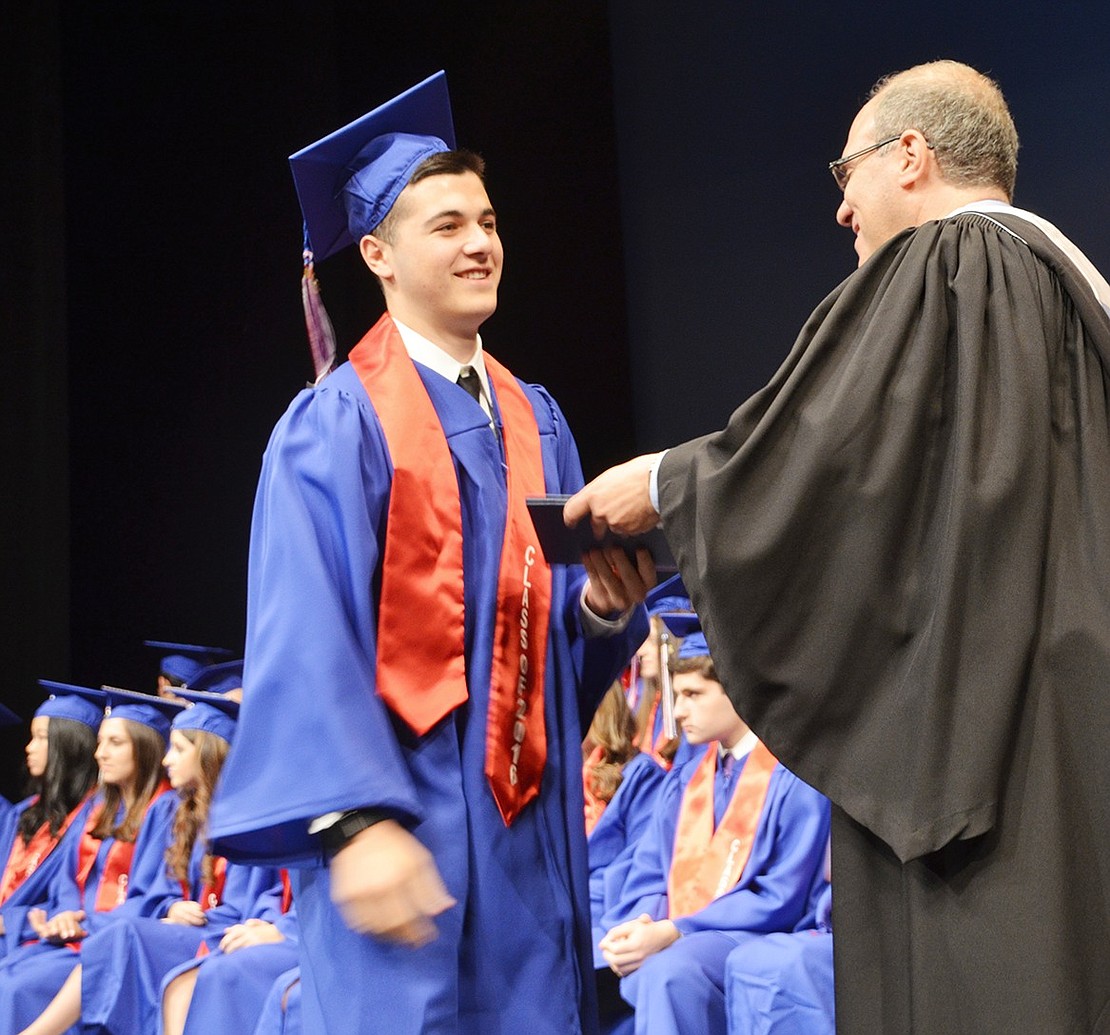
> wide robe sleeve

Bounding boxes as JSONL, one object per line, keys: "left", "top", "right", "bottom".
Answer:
{"left": 210, "top": 371, "right": 424, "bottom": 865}
{"left": 659, "top": 213, "right": 1110, "bottom": 862}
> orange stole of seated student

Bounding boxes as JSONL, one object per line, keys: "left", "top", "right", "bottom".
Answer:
{"left": 187, "top": 856, "right": 227, "bottom": 912}
{"left": 349, "top": 314, "right": 552, "bottom": 826}
{"left": 667, "top": 743, "right": 778, "bottom": 919}
{"left": 0, "top": 797, "right": 89, "bottom": 905}
{"left": 75, "top": 782, "right": 172, "bottom": 914}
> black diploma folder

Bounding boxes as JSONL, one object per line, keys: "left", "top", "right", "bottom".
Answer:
{"left": 525, "top": 495, "right": 677, "bottom": 572}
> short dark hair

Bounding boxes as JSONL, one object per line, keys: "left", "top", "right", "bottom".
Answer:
{"left": 371, "top": 149, "right": 487, "bottom": 243}
{"left": 672, "top": 654, "right": 719, "bottom": 683}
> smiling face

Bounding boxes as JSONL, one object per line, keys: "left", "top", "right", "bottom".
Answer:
{"left": 361, "top": 170, "right": 503, "bottom": 359}
{"left": 95, "top": 717, "right": 137, "bottom": 793}
{"left": 25, "top": 716, "right": 50, "bottom": 779}
{"left": 834, "top": 98, "right": 912, "bottom": 267}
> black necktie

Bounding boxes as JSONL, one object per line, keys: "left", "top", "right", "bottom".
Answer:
{"left": 457, "top": 366, "right": 483, "bottom": 405}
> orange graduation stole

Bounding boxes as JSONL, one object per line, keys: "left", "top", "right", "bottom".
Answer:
{"left": 75, "top": 782, "right": 172, "bottom": 914}
{"left": 349, "top": 314, "right": 552, "bottom": 825}
{"left": 0, "top": 796, "right": 88, "bottom": 905}
{"left": 667, "top": 742, "right": 778, "bottom": 918}
{"left": 198, "top": 856, "right": 227, "bottom": 911}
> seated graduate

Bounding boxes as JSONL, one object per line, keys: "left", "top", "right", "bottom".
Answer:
{"left": 159, "top": 872, "right": 298, "bottom": 1035}
{"left": 143, "top": 642, "right": 236, "bottom": 702}
{"left": 0, "top": 688, "right": 181, "bottom": 1033}
{"left": 626, "top": 578, "right": 697, "bottom": 772}
{"left": 584, "top": 684, "right": 666, "bottom": 953}
{"left": 725, "top": 878, "right": 834, "bottom": 1035}
{"left": 597, "top": 617, "right": 830, "bottom": 1035}
{"left": 0, "top": 685, "right": 102, "bottom": 956}
{"left": 17, "top": 689, "right": 277, "bottom": 1035}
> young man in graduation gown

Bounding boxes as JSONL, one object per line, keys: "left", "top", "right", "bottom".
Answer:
{"left": 597, "top": 627, "right": 829, "bottom": 1035}
{"left": 208, "top": 73, "right": 650, "bottom": 1035}
{"left": 566, "top": 59, "right": 1110, "bottom": 1032}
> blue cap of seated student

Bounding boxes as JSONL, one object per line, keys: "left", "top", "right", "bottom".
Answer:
{"left": 35, "top": 681, "right": 107, "bottom": 730}
{"left": 289, "top": 70, "right": 456, "bottom": 262}
{"left": 660, "top": 612, "right": 710, "bottom": 661}
{"left": 144, "top": 641, "right": 235, "bottom": 687}
{"left": 171, "top": 688, "right": 239, "bottom": 745}
{"left": 645, "top": 572, "right": 691, "bottom": 618}
{"left": 102, "top": 686, "right": 184, "bottom": 743}
{"left": 189, "top": 659, "right": 244, "bottom": 698}
{"left": 0, "top": 702, "right": 22, "bottom": 728}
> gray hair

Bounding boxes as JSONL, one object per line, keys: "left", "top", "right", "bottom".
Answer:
{"left": 869, "top": 60, "right": 1019, "bottom": 199}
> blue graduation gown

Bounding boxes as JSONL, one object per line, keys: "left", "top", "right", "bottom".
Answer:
{"left": 587, "top": 752, "right": 665, "bottom": 966}
{"left": 79, "top": 838, "right": 279, "bottom": 1034}
{"left": 0, "top": 796, "right": 97, "bottom": 960}
{"left": 0, "top": 791, "right": 178, "bottom": 1032}
{"left": 162, "top": 886, "right": 299, "bottom": 1035}
{"left": 724, "top": 885, "right": 834, "bottom": 1035}
{"left": 252, "top": 966, "right": 302, "bottom": 1035}
{"left": 603, "top": 748, "right": 830, "bottom": 1035}
{"left": 210, "top": 356, "right": 647, "bottom": 1035}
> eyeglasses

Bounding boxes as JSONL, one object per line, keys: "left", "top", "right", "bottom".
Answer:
{"left": 828, "top": 135, "right": 901, "bottom": 190}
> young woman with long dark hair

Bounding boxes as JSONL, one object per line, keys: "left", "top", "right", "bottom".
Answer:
{"left": 0, "top": 684, "right": 103, "bottom": 956}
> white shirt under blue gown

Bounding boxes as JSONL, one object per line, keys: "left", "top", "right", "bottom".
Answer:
{"left": 208, "top": 356, "right": 648, "bottom": 1035}
{"left": 0, "top": 790, "right": 178, "bottom": 1033}
{"left": 601, "top": 745, "right": 831, "bottom": 1035}
{"left": 0, "top": 794, "right": 98, "bottom": 960}
{"left": 78, "top": 836, "right": 279, "bottom": 1034}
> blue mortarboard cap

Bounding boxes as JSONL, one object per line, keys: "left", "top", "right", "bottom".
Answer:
{"left": 676, "top": 631, "right": 710, "bottom": 661}
{"left": 189, "top": 659, "right": 244, "bottom": 697}
{"left": 659, "top": 611, "right": 711, "bottom": 661}
{"left": 645, "top": 572, "right": 691, "bottom": 618}
{"left": 35, "top": 681, "right": 107, "bottom": 729}
{"left": 171, "top": 688, "right": 239, "bottom": 745}
{"left": 0, "top": 702, "right": 22, "bottom": 727}
{"left": 145, "top": 641, "right": 235, "bottom": 686}
{"left": 102, "top": 686, "right": 184, "bottom": 743}
{"left": 290, "top": 70, "right": 456, "bottom": 261}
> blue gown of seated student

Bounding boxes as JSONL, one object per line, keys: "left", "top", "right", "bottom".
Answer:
{"left": 587, "top": 751, "right": 666, "bottom": 967}
{"left": 252, "top": 965, "right": 302, "bottom": 1035}
{"left": 0, "top": 788, "right": 178, "bottom": 1033}
{"left": 602, "top": 744, "right": 831, "bottom": 1035}
{"left": 161, "top": 879, "right": 300, "bottom": 1035}
{"left": 724, "top": 883, "right": 834, "bottom": 1035}
{"left": 210, "top": 357, "right": 648, "bottom": 1035}
{"left": 0, "top": 795, "right": 98, "bottom": 961}
{"left": 79, "top": 835, "right": 280, "bottom": 1035}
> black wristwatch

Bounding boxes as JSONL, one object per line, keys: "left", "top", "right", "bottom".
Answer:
{"left": 318, "top": 808, "right": 392, "bottom": 860}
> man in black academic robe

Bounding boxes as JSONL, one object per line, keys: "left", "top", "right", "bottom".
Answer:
{"left": 567, "top": 60, "right": 1110, "bottom": 1033}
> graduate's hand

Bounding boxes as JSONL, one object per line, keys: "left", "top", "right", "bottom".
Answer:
{"left": 582, "top": 546, "right": 656, "bottom": 615}
{"left": 42, "top": 909, "right": 88, "bottom": 944}
{"left": 329, "top": 819, "right": 456, "bottom": 948}
{"left": 564, "top": 454, "right": 661, "bottom": 539}
{"left": 218, "top": 918, "right": 284, "bottom": 953}
{"left": 27, "top": 908, "right": 48, "bottom": 938}
{"left": 599, "top": 914, "right": 680, "bottom": 976}
{"left": 165, "top": 900, "right": 207, "bottom": 926}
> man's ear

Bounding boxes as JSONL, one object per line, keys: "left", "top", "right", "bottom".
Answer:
{"left": 897, "top": 129, "right": 934, "bottom": 187}
{"left": 360, "top": 234, "right": 392, "bottom": 280}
